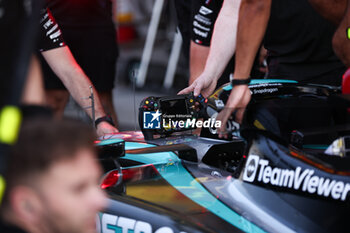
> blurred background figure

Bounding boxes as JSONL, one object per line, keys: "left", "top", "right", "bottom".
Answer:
{"left": 41, "top": 0, "right": 119, "bottom": 126}
{"left": 0, "top": 118, "right": 106, "bottom": 233}
{"left": 0, "top": 0, "right": 44, "bottom": 204}
{"left": 308, "top": 0, "right": 350, "bottom": 68}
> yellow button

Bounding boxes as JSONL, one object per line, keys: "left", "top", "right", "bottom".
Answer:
{"left": 0, "top": 176, "right": 5, "bottom": 204}
{"left": 145, "top": 101, "right": 149, "bottom": 104}
{"left": 190, "top": 99, "right": 193, "bottom": 103}
{"left": 0, "top": 106, "right": 22, "bottom": 144}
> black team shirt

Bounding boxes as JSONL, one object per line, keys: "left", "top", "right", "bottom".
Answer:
{"left": 46, "top": 0, "right": 114, "bottom": 29}
{"left": 264, "top": 0, "right": 345, "bottom": 81}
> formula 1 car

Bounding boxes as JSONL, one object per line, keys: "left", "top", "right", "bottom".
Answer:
{"left": 95, "top": 80, "right": 350, "bottom": 233}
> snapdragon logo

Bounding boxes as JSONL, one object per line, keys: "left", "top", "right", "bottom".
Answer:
{"left": 243, "top": 155, "right": 350, "bottom": 201}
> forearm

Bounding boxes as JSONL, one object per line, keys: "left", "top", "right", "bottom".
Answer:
{"left": 60, "top": 67, "right": 106, "bottom": 120}
{"left": 41, "top": 47, "right": 106, "bottom": 120}
{"left": 203, "top": 0, "right": 241, "bottom": 81}
{"left": 233, "top": 0, "right": 271, "bottom": 79}
{"left": 189, "top": 42, "right": 210, "bottom": 84}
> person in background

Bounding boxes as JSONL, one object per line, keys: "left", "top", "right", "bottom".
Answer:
{"left": 176, "top": 0, "right": 264, "bottom": 88}
{"left": 0, "top": 118, "right": 107, "bottom": 233}
{"left": 38, "top": 8, "right": 118, "bottom": 136}
{"left": 173, "top": 0, "right": 193, "bottom": 62}
{"left": 180, "top": 0, "right": 346, "bottom": 138}
{"left": 308, "top": 0, "right": 350, "bottom": 68}
{"left": 189, "top": 0, "right": 241, "bottom": 88}
{"left": 41, "top": 0, "right": 119, "bottom": 126}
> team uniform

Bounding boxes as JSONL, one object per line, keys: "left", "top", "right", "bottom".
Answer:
{"left": 40, "top": 0, "right": 118, "bottom": 92}
{"left": 265, "top": 0, "right": 346, "bottom": 85}
{"left": 0, "top": 0, "right": 45, "bottom": 108}
{"left": 173, "top": 0, "right": 193, "bottom": 61}
{"left": 188, "top": 0, "right": 345, "bottom": 85}
{"left": 38, "top": 8, "right": 66, "bottom": 52}
{"left": 174, "top": 0, "right": 235, "bottom": 85}
{"left": 191, "top": 0, "right": 264, "bottom": 84}
{"left": 191, "top": 0, "right": 223, "bottom": 46}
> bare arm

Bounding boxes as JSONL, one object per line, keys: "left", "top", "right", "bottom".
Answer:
{"left": 233, "top": 0, "right": 271, "bottom": 79}
{"left": 216, "top": 0, "right": 271, "bottom": 138}
{"left": 179, "top": 0, "right": 241, "bottom": 97}
{"left": 189, "top": 42, "right": 210, "bottom": 84}
{"left": 202, "top": 0, "right": 241, "bottom": 81}
{"left": 41, "top": 46, "right": 118, "bottom": 136}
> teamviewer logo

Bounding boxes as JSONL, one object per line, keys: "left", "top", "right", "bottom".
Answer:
{"left": 143, "top": 110, "right": 161, "bottom": 129}
{"left": 243, "top": 155, "right": 259, "bottom": 182}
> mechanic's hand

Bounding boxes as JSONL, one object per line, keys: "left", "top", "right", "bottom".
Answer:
{"left": 96, "top": 121, "right": 119, "bottom": 138}
{"left": 178, "top": 73, "right": 217, "bottom": 97}
{"left": 216, "top": 85, "right": 251, "bottom": 138}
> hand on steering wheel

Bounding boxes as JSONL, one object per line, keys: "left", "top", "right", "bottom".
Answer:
{"left": 178, "top": 73, "right": 217, "bottom": 98}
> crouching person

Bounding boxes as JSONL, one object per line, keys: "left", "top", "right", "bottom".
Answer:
{"left": 0, "top": 118, "right": 107, "bottom": 233}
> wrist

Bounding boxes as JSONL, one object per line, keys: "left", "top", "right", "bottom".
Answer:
{"left": 229, "top": 74, "right": 251, "bottom": 86}
{"left": 95, "top": 115, "right": 115, "bottom": 128}
{"left": 203, "top": 67, "right": 221, "bottom": 81}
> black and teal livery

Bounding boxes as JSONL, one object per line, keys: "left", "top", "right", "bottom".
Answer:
{"left": 96, "top": 80, "right": 350, "bottom": 233}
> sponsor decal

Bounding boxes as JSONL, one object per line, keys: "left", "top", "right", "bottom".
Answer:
{"left": 193, "top": 28, "right": 208, "bottom": 38}
{"left": 99, "top": 213, "right": 186, "bottom": 233}
{"left": 243, "top": 155, "right": 350, "bottom": 201}
{"left": 243, "top": 155, "right": 258, "bottom": 182}
{"left": 252, "top": 88, "right": 278, "bottom": 95}
{"left": 194, "top": 15, "right": 211, "bottom": 25}
{"left": 199, "top": 6, "right": 213, "bottom": 15}
{"left": 49, "top": 30, "right": 61, "bottom": 40}
{"left": 193, "top": 21, "right": 210, "bottom": 31}
{"left": 143, "top": 110, "right": 161, "bottom": 129}
{"left": 248, "top": 83, "right": 282, "bottom": 88}
{"left": 40, "top": 12, "right": 49, "bottom": 23}
{"left": 215, "top": 100, "right": 225, "bottom": 109}
{"left": 43, "top": 18, "right": 53, "bottom": 29}
{"left": 46, "top": 24, "right": 58, "bottom": 36}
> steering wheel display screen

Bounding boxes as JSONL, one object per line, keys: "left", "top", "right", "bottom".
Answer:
{"left": 160, "top": 99, "right": 188, "bottom": 116}
{"left": 160, "top": 98, "right": 194, "bottom": 131}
